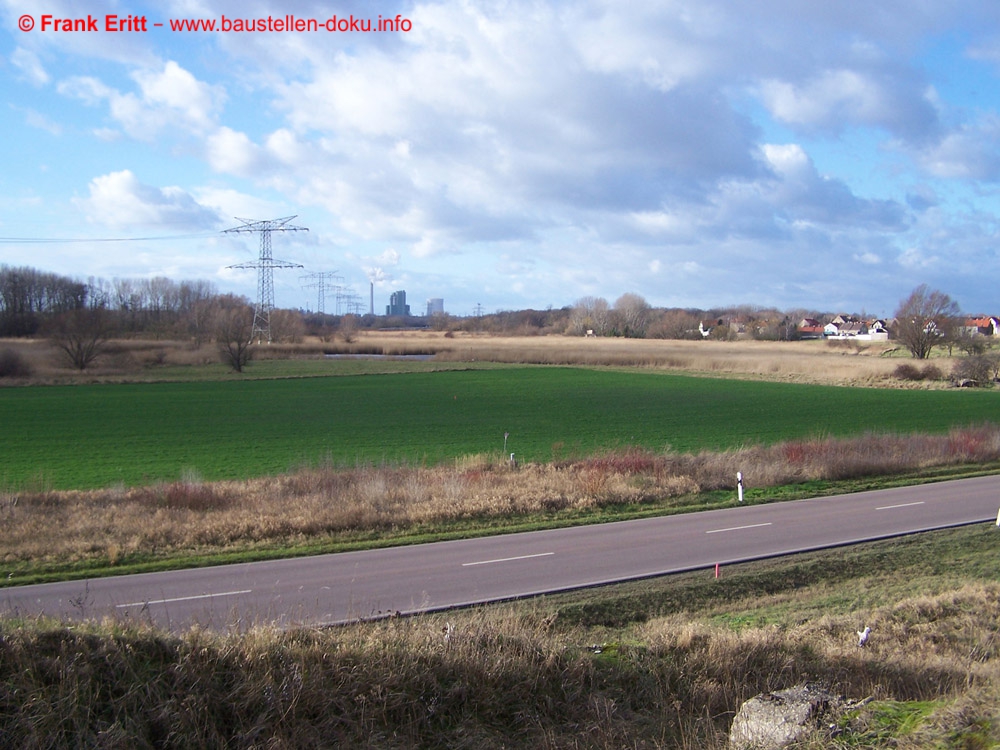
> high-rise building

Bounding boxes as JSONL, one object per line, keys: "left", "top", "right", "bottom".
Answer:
{"left": 426, "top": 298, "right": 444, "bottom": 316}
{"left": 386, "top": 290, "right": 410, "bottom": 316}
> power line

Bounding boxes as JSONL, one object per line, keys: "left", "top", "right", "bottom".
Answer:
{"left": 300, "top": 270, "right": 342, "bottom": 315}
{"left": 0, "top": 232, "right": 218, "bottom": 244}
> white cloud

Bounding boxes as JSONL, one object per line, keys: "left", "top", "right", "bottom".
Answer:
{"left": 10, "top": 47, "right": 48, "bottom": 85}
{"left": 206, "top": 126, "right": 264, "bottom": 176}
{"left": 759, "top": 144, "right": 908, "bottom": 229}
{"left": 192, "top": 187, "right": 286, "bottom": 223}
{"left": 898, "top": 246, "right": 939, "bottom": 269}
{"left": 75, "top": 169, "right": 221, "bottom": 230}
{"left": 570, "top": 1, "right": 729, "bottom": 90}
{"left": 59, "top": 75, "right": 112, "bottom": 106}
{"left": 854, "top": 251, "right": 882, "bottom": 265}
{"left": 58, "top": 60, "right": 222, "bottom": 140}
{"left": 914, "top": 115, "right": 1000, "bottom": 180}
{"left": 12, "top": 105, "right": 62, "bottom": 135}
{"left": 758, "top": 67, "right": 939, "bottom": 139}
{"left": 131, "top": 61, "right": 222, "bottom": 131}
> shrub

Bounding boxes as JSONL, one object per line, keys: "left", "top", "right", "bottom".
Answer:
{"left": 893, "top": 362, "right": 942, "bottom": 381}
{"left": 952, "top": 354, "right": 996, "bottom": 387}
{"left": 0, "top": 348, "right": 33, "bottom": 378}
{"left": 920, "top": 363, "right": 943, "bottom": 380}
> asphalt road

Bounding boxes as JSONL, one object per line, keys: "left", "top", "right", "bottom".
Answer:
{"left": 3, "top": 475, "right": 998, "bottom": 633}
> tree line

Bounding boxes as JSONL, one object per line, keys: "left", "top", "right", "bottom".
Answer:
{"left": 0, "top": 265, "right": 216, "bottom": 338}
{"left": 1, "top": 265, "right": 986, "bottom": 376}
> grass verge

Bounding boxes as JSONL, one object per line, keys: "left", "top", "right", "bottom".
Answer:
{"left": 2, "top": 524, "right": 998, "bottom": 748}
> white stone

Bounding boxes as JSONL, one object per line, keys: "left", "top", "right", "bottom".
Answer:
{"left": 729, "top": 683, "right": 845, "bottom": 750}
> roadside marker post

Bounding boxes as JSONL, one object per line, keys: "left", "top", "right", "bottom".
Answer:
{"left": 737, "top": 471, "right": 744, "bottom": 503}
{"left": 996, "top": 507, "right": 1000, "bottom": 526}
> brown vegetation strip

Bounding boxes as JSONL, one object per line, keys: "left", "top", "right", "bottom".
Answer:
{"left": 2, "top": 426, "right": 999, "bottom": 572}
{"left": 1, "top": 333, "right": 919, "bottom": 387}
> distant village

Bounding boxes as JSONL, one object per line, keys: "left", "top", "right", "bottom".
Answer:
{"left": 696, "top": 314, "right": 998, "bottom": 342}
{"left": 698, "top": 314, "right": 1000, "bottom": 343}
{"left": 720, "top": 315, "right": 1000, "bottom": 341}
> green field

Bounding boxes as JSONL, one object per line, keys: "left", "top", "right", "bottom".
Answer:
{"left": 4, "top": 366, "right": 1000, "bottom": 490}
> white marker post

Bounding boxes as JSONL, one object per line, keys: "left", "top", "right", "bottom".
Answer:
{"left": 737, "top": 471, "right": 744, "bottom": 503}
{"left": 996, "top": 506, "right": 1000, "bottom": 526}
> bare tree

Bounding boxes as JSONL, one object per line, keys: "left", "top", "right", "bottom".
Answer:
{"left": 567, "top": 296, "right": 611, "bottom": 336}
{"left": 188, "top": 297, "right": 217, "bottom": 347}
{"left": 954, "top": 327, "right": 987, "bottom": 357}
{"left": 215, "top": 301, "right": 254, "bottom": 373}
{"left": 613, "top": 293, "right": 651, "bottom": 338}
{"left": 893, "top": 284, "right": 961, "bottom": 359}
{"left": 269, "top": 308, "right": 306, "bottom": 343}
{"left": 338, "top": 313, "right": 359, "bottom": 343}
{"left": 49, "top": 307, "right": 113, "bottom": 370}
{"left": 648, "top": 308, "right": 700, "bottom": 339}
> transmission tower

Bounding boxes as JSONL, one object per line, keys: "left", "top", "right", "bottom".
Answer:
{"left": 300, "top": 270, "right": 342, "bottom": 315}
{"left": 224, "top": 216, "right": 308, "bottom": 343}
{"left": 343, "top": 292, "right": 364, "bottom": 315}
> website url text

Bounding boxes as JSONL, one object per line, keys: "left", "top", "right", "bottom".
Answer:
{"left": 18, "top": 14, "right": 412, "bottom": 34}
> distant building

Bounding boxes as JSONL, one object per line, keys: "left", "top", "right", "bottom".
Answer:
{"left": 965, "top": 316, "right": 1000, "bottom": 337}
{"left": 426, "top": 298, "right": 444, "bottom": 316}
{"left": 797, "top": 318, "right": 825, "bottom": 339}
{"left": 386, "top": 290, "right": 410, "bottom": 316}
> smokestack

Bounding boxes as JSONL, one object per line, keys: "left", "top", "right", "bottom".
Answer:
{"left": 369, "top": 281, "right": 374, "bottom": 316}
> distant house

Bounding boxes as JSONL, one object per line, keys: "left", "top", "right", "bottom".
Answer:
{"left": 837, "top": 321, "right": 867, "bottom": 337}
{"left": 825, "top": 318, "right": 889, "bottom": 341}
{"left": 964, "top": 316, "right": 1000, "bottom": 337}
{"left": 797, "top": 318, "right": 825, "bottom": 339}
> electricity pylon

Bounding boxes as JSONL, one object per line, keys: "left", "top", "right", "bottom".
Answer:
{"left": 300, "top": 270, "right": 342, "bottom": 315}
{"left": 224, "top": 216, "right": 307, "bottom": 343}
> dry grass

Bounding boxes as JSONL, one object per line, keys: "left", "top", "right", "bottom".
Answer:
{"left": 1, "top": 332, "right": 924, "bottom": 386}
{"left": 2, "top": 580, "right": 997, "bottom": 748}
{"left": 330, "top": 331, "right": 908, "bottom": 386}
{"left": 3, "top": 426, "right": 999, "bottom": 574}
{"left": 427, "top": 333, "right": 908, "bottom": 385}
{"left": 0, "top": 337, "right": 218, "bottom": 381}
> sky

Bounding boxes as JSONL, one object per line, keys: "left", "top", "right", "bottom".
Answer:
{"left": 2, "top": 0, "right": 1000, "bottom": 318}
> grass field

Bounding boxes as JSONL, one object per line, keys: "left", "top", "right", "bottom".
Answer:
{"left": 3, "top": 364, "right": 1000, "bottom": 490}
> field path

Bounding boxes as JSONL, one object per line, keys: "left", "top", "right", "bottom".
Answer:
{"left": 3, "top": 475, "right": 998, "bottom": 632}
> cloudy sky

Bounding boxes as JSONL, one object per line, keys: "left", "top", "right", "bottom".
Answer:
{"left": 3, "top": 0, "right": 1000, "bottom": 317}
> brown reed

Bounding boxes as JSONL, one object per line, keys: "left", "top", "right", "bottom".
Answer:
{"left": 2, "top": 426, "right": 999, "bottom": 574}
